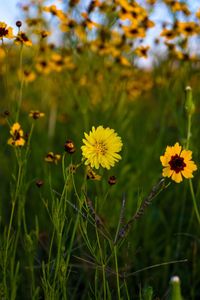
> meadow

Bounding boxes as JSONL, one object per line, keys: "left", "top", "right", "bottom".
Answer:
{"left": 0, "top": 0, "right": 200, "bottom": 299}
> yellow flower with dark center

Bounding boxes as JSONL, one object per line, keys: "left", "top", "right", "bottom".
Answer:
{"left": 18, "top": 69, "right": 36, "bottom": 82}
{"left": 81, "top": 126, "right": 123, "bottom": 170}
{"left": 15, "top": 32, "right": 32, "bottom": 46}
{"left": 134, "top": 45, "right": 150, "bottom": 58}
{"left": 0, "top": 22, "right": 13, "bottom": 39}
{"left": 160, "top": 142, "right": 197, "bottom": 183}
{"left": 177, "top": 21, "right": 199, "bottom": 36}
{"left": 7, "top": 123, "right": 25, "bottom": 147}
{"left": 44, "top": 152, "right": 61, "bottom": 164}
{"left": 29, "top": 110, "right": 45, "bottom": 120}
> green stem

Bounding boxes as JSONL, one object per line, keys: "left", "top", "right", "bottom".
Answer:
{"left": 189, "top": 179, "right": 200, "bottom": 225}
{"left": 186, "top": 114, "right": 191, "bottom": 150}
{"left": 114, "top": 245, "right": 121, "bottom": 300}
{"left": 16, "top": 45, "right": 24, "bottom": 121}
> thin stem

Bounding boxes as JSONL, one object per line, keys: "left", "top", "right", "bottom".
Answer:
{"left": 186, "top": 114, "right": 191, "bottom": 150}
{"left": 16, "top": 45, "right": 24, "bottom": 121}
{"left": 114, "top": 245, "right": 121, "bottom": 300}
{"left": 189, "top": 179, "right": 200, "bottom": 225}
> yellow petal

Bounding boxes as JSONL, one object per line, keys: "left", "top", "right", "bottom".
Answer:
{"left": 172, "top": 172, "right": 183, "bottom": 183}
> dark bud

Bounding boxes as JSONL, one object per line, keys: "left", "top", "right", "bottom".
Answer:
{"left": 36, "top": 179, "right": 44, "bottom": 188}
{"left": 64, "top": 139, "right": 76, "bottom": 154}
{"left": 108, "top": 175, "right": 117, "bottom": 186}
{"left": 16, "top": 21, "right": 22, "bottom": 28}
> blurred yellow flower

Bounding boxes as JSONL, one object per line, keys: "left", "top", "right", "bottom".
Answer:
{"left": 15, "top": 32, "right": 32, "bottom": 46}
{"left": 45, "top": 152, "right": 61, "bottom": 164}
{"left": 0, "top": 22, "right": 13, "bottom": 39}
{"left": 81, "top": 126, "right": 123, "bottom": 169}
{"left": 160, "top": 142, "right": 197, "bottom": 183}
{"left": 29, "top": 110, "right": 45, "bottom": 120}
{"left": 7, "top": 123, "right": 25, "bottom": 147}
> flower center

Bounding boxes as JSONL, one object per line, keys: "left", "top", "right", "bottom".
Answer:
{"left": 95, "top": 142, "right": 107, "bottom": 155}
{"left": 13, "top": 130, "right": 21, "bottom": 141}
{"left": 0, "top": 27, "right": 8, "bottom": 38}
{"left": 169, "top": 154, "right": 186, "bottom": 173}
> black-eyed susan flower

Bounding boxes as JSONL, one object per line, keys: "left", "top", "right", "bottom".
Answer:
{"left": 7, "top": 122, "right": 25, "bottom": 147}
{"left": 81, "top": 126, "right": 123, "bottom": 170}
{"left": 15, "top": 32, "right": 32, "bottom": 46}
{"left": 0, "top": 22, "right": 13, "bottom": 39}
{"left": 44, "top": 152, "right": 61, "bottom": 164}
{"left": 29, "top": 110, "right": 45, "bottom": 120}
{"left": 160, "top": 142, "right": 197, "bottom": 183}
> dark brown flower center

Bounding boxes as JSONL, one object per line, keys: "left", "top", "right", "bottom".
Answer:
{"left": 169, "top": 154, "right": 186, "bottom": 173}
{"left": 13, "top": 130, "right": 21, "bottom": 141}
{"left": 0, "top": 27, "right": 8, "bottom": 38}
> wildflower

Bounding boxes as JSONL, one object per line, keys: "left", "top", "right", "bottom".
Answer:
{"left": 43, "top": 5, "right": 66, "bottom": 21}
{"left": 0, "top": 22, "right": 13, "bottom": 39}
{"left": 29, "top": 110, "right": 45, "bottom": 120}
{"left": 45, "top": 152, "right": 61, "bottom": 164}
{"left": 134, "top": 45, "right": 150, "bottom": 58}
{"left": 35, "top": 58, "right": 51, "bottom": 74}
{"left": 81, "top": 126, "right": 123, "bottom": 170}
{"left": 15, "top": 32, "right": 32, "bottom": 46}
{"left": 177, "top": 21, "right": 199, "bottom": 36}
{"left": 7, "top": 122, "right": 25, "bottom": 147}
{"left": 86, "top": 166, "right": 101, "bottom": 180}
{"left": 18, "top": 69, "right": 36, "bottom": 82}
{"left": 160, "top": 142, "right": 197, "bottom": 183}
{"left": 64, "top": 139, "right": 76, "bottom": 154}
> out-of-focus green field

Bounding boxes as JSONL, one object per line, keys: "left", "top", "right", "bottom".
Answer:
{"left": 1, "top": 0, "right": 200, "bottom": 299}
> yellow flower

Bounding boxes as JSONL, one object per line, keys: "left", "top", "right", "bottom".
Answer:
{"left": 44, "top": 152, "right": 61, "bottom": 164}
{"left": 29, "top": 110, "right": 45, "bottom": 120}
{"left": 7, "top": 123, "right": 25, "bottom": 147}
{"left": 160, "top": 142, "right": 197, "bottom": 183}
{"left": 15, "top": 32, "right": 32, "bottom": 46}
{"left": 81, "top": 126, "right": 123, "bottom": 170}
{"left": 0, "top": 22, "right": 14, "bottom": 39}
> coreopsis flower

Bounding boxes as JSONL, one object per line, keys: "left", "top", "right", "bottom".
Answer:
{"left": 0, "top": 22, "right": 14, "bottom": 39}
{"left": 44, "top": 152, "right": 61, "bottom": 164}
{"left": 81, "top": 126, "right": 123, "bottom": 170}
{"left": 18, "top": 69, "right": 36, "bottom": 82}
{"left": 7, "top": 123, "right": 25, "bottom": 147}
{"left": 160, "top": 142, "right": 197, "bottom": 183}
{"left": 177, "top": 21, "right": 199, "bottom": 37}
{"left": 43, "top": 5, "right": 65, "bottom": 21}
{"left": 134, "top": 45, "right": 150, "bottom": 58}
{"left": 15, "top": 32, "right": 32, "bottom": 46}
{"left": 86, "top": 166, "right": 101, "bottom": 180}
{"left": 29, "top": 110, "right": 45, "bottom": 120}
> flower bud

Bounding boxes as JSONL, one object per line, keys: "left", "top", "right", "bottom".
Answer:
{"left": 16, "top": 21, "right": 22, "bottom": 28}
{"left": 64, "top": 140, "right": 76, "bottom": 154}
{"left": 185, "top": 86, "right": 195, "bottom": 116}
